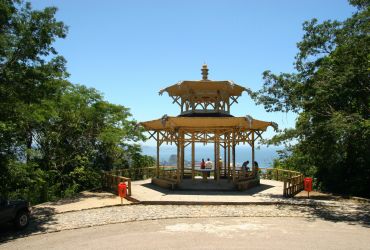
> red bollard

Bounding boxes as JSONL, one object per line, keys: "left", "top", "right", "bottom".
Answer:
{"left": 118, "top": 182, "right": 127, "bottom": 204}
{"left": 304, "top": 177, "right": 313, "bottom": 198}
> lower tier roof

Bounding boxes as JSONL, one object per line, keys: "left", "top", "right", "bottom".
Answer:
{"left": 140, "top": 116, "right": 276, "bottom": 132}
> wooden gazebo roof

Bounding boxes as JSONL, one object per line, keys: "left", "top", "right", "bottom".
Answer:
{"left": 139, "top": 65, "right": 278, "bottom": 186}
{"left": 158, "top": 65, "right": 247, "bottom": 110}
{"left": 140, "top": 116, "right": 274, "bottom": 132}
{"left": 159, "top": 80, "right": 246, "bottom": 98}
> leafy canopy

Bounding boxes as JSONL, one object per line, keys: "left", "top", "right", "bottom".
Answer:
{"left": 0, "top": 1, "right": 152, "bottom": 203}
{"left": 251, "top": 0, "right": 370, "bottom": 197}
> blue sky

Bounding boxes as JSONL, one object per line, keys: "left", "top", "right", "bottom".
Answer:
{"left": 31, "top": 0, "right": 355, "bottom": 145}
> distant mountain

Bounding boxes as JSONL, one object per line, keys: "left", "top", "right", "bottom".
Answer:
{"left": 141, "top": 144, "right": 281, "bottom": 168}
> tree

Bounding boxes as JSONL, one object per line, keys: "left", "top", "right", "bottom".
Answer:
{"left": 0, "top": 0, "right": 68, "bottom": 199}
{"left": 36, "top": 84, "right": 145, "bottom": 198}
{"left": 251, "top": 1, "right": 370, "bottom": 197}
{"left": 0, "top": 1, "right": 150, "bottom": 203}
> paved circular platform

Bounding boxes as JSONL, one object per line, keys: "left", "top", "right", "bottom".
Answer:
{"left": 131, "top": 178, "right": 292, "bottom": 204}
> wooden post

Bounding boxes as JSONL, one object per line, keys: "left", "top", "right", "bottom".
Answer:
{"left": 156, "top": 131, "right": 160, "bottom": 178}
{"left": 227, "top": 134, "right": 231, "bottom": 180}
{"left": 191, "top": 133, "right": 195, "bottom": 180}
{"left": 232, "top": 131, "right": 236, "bottom": 182}
{"left": 176, "top": 133, "right": 181, "bottom": 184}
{"left": 128, "top": 179, "right": 132, "bottom": 196}
{"left": 214, "top": 136, "right": 217, "bottom": 181}
{"left": 223, "top": 140, "right": 226, "bottom": 178}
{"left": 283, "top": 180, "right": 287, "bottom": 197}
{"left": 252, "top": 130, "right": 255, "bottom": 176}
{"left": 181, "top": 132, "right": 185, "bottom": 180}
{"left": 216, "top": 135, "right": 222, "bottom": 181}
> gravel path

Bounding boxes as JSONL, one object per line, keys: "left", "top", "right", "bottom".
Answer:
{"left": 37, "top": 204, "right": 313, "bottom": 232}
{"left": 1, "top": 200, "right": 369, "bottom": 243}
{"left": 1, "top": 200, "right": 369, "bottom": 242}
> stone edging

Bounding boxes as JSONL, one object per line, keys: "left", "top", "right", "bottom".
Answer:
{"left": 32, "top": 199, "right": 339, "bottom": 216}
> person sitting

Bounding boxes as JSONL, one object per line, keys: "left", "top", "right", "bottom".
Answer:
{"left": 242, "top": 160, "right": 250, "bottom": 177}
{"left": 201, "top": 158, "right": 205, "bottom": 169}
{"left": 205, "top": 158, "right": 213, "bottom": 169}
{"left": 254, "top": 161, "right": 259, "bottom": 174}
{"left": 205, "top": 158, "right": 213, "bottom": 177}
{"left": 242, "top": 160, "right": 250, "bottom": 171}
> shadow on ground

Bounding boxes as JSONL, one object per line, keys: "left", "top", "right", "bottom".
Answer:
{"left": 141, "top": 182, "right": 276, "bottom": 196}
{"left": 0, "top": 206, "right": 58, "bottom": 243}
{"left": 37, "top": 190, "right": 116, "bottom": 207}
{"left": 311, "top": 203, "right": 370, "bottom": 227}
{"left": 278, "top": 201, "right": 370, "bottom": 228}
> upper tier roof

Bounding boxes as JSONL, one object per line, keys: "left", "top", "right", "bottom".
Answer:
{"left": 159, "top": 80, "right": 246, "bottom": 97}
{"left": 159, "top": 64, "right": 246, "bottom": 98}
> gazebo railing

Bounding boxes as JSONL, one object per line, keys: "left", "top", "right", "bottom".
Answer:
{"left": 102, "top": 171, "right": 132, "bottom": 196}
{"left": 158, "top": 166, "right": 178, "bottom": 180}
{"left": 263, "top": 168, "right": 304, "bottom": 198}
{"left": 284, "top": 174, "right": 304, "bottom": 197}
{"left": 107, "top": 167, "right": 157, "bottom": 181}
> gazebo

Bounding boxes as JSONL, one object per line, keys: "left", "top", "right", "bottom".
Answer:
{"left": 140, "top": 65, "right": 276, "bottom": 190}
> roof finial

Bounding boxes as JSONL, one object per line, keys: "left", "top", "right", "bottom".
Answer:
{"left": 201, "top": 64, "right": 209, "bottom": 80}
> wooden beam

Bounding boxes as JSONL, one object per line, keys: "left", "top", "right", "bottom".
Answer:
{"left": 181, "top": 131, "right": 185, "bottom": 180}
{"left": 232, "top": 130, "right": 236, "bottom": 182}
{"left": 214, "top": 138, "right": 217, "bottom": 182}
{"left": 156, "top": 132, "right": 160, "bottom": 178}
{"left": 230, "top": 96, "right": 239, "bottom": 106}
{"left": 148, "top": 131, "right": 156, "bottom": 140}
{"left": 227, "top": 134, "right": 231, "bottom": 180}
{"left": 255, "top": 131, "right": 263, "bottom": 141}
{"left": 191, "top": 133, "right": 195, "bottom": 180}
{"left": 252, "top": 130, "right": 256, "bottom": 176}
{"left": 216, "top": 136, "right": 220, "bottom": 182}
{"left": 176, "top": 134, "right": 180, "bottom": 184}
{"left": 223, "top": 140, "right": 226, "bottom": 178}
{"left": 171, "top": 96, "right": 181, "bottom": 106}
{"left": 184, "top": 141, "right": 191, "bottom": 148}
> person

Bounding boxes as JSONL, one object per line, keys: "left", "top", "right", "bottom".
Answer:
{"left": 242, "top": 160, "right": 250, "bottom": 172}
{"left": 205, "top": 158, "right": 213, "bottom": 168}
{"left": 200, "top": 158, "right": 206, "bottom": 179}
{"left": 205, "top": 158, "right": 213, "bottom": 177}
{"left": 254, "top": 161, "right": 259, "bottom": 173}
{"left": 242, "top": 160, "right": 249, "bottom": 177}
{"left": 200, "top": 159, "right": 205, "bottom": 169}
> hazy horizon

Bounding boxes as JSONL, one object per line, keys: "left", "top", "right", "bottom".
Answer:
{"left": 141, "top": 144, "right": 281, "bottom": 168}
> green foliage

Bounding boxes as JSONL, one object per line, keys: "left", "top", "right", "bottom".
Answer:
{"left": 0, "top": 1, "right": 150, "bottom": 204}
{"left": 252, "top": 1, "right": 370, "bottom": 197}
{"left": 129, "top": 145, "right": 155, "bottom": 180}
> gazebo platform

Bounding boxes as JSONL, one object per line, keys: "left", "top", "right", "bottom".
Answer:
{"left": 131, "top": 179, "right": 286, "bottom": 204}
{"left": 178, "top": 178, "right": 236, "bottom": 191}
{"left": 152, "top": 176, "right": 260, "bottom": 191}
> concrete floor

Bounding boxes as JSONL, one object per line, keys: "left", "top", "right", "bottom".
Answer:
{"left": 131, "top": 178, "right": 289, "bottom": 203}
{"left": 34, "top": 191, "right": 129, "bottom": 213}
{"left": 178, "top": 178, "right": 236, "bottom": 191}
{"left": 31, "top": 179, "right": 286, "bottom": 214}
{"left": 32, "top": 179, "right": 343, "bottom": 215}
{"left": 3, "top": 217, "right": 369, "bottom": 250}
